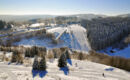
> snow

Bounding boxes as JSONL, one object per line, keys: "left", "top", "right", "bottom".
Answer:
{"left": 14, "top": 24, "right": 91, "bottom": 53}
{"left": 47, "top": 24, "right": 91, "bottom": 53}
{"left": 114, "top": 46, "right": 130, "bottom": 58}
{"left": 68, "top": 25, "right": 91, "bottom": 52}
{"left": 99, "top": 46, "right": 130, "bottom": 58}
{"left": 29, "top": 23, "right": 45, "bottom": 27}
{"left": 14, "top": 37, "right": 66, "bottom": 49}
{"left": 0, "top": 59, "right": 129, "bottom": 80}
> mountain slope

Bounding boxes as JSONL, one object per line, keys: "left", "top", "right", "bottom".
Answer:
{"left": 0, "top": 59, "right": 129, "bottom": 80}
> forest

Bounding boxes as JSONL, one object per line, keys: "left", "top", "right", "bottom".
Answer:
{"left": 81, "top": 17, "right": 130, "bottom": 50}
{"left": 0, "top": 20, "right": 12, "bottom": 30}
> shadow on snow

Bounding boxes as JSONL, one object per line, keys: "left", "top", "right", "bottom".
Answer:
{"left": 60, "top": 66, "right": 69, "bottom": 75}
{"left": 32, "top": 70, "right": 48, "bottom": 78}
{"left": 105, "top": 67, "right": 114, "bottom": 71}
{"left": 67, "top": 59, "right": 72, "bottom": 65}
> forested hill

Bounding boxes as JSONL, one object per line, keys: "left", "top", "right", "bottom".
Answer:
{"left": 81, "top": 17, "right": 130, "bottom": 50}
{"left": 0, "top": 20, "right": 12, "bottom": 30}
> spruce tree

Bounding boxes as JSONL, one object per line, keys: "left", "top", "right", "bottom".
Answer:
{"left": 65, "top": 50, "right": 71, "bottom": 59}
{"left": 32, "top": 56, "right": 39, "bottom": 70}
{"left": 58, "top": 53, "right": 67, "bottom": 67}
{"left": 39, "top": 56, "right": 46, "bottom": 71}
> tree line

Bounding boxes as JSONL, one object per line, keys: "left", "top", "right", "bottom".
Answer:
{"left": 0, "top": 20, "right": 12, "bottom": 30}
{"left": 81, "top": 17, "right": 130, "bottom": 50}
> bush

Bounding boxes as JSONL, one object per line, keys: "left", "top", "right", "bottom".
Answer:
{"left": 11, "top": 50, "right": 23, "bottom": 64}
{"left": 52, "top": 48, "right": 62, "bottom": 58}
{"left": 11, "top": 50, "right": 18, "bottom": 63}
{"left": 46, "top": 32, "right": 55, "bottom": 39}
{"left": 24, "top": 46, "right": 46, "bottom": 57}
{"left": 78, "top": 52, "right": 84, "bottom": 60}
{"left": 47, "top": 50, "right": 54, "bottom": 59}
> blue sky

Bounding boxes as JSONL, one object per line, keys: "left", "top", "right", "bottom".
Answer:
{"left": 0, "top": 0, "right": 130, "bottom": 15}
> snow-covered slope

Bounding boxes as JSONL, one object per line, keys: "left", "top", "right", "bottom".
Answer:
{"left": 48, "top": 24, "right": 91, "bottom": 53}
{"left": 14, "top": 37, "right": 66, "bottom": 49}
{"left": 99, "top": 46, "right": 130, "bottom": 58}
{"left": 0, "top": 59, "right": 129, "bottom": 80}
{"left": 15, "top": 24, "right": 91, "bottom": 53}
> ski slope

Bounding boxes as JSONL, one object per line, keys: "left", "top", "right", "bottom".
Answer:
{"left": 0, "top": 59, "right": 129, "bottom": 80}
{"left": 15, "top": 24, "right": 91, "bottom": 53}
{"left": 47, "top": 24, "right": 91, "bottom": 53}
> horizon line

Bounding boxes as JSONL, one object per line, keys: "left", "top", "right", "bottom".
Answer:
{"left": 0, "top": 13, "right": 129, "bottom": 16}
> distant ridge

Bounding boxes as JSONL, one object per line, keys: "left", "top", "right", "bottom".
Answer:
{"left": 0, "top": 15, "right": 55, "bottom": 22}
{"left": 0, "top": 13, "right": 130, "bottom": 22}
{"left": 117, "top": 13, "right": 130, "bottom": 17}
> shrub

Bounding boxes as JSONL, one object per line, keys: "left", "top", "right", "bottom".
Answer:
{"left": 17, "top": 52, "right": 24, "bottom": 64}
{"left": 24, "top": 46, "right": 46, "bottom": 57}
{"left": 78, "top": 52, "right": 84, "bottom": 60}
{"left": 11, "top": 50, "right": 18, "bottom": 63}
{"left": 2, "top": 51, "right": 6, "bottom": 61}
{"left": 47, "top": 50, "right": 54, "bottom": 59}
{"left": 52, "top": 48, "right": 62, "bottom": 58}
{"left": 46, "top": 32, "right": 55, "bottom": 39}
{"left": 71, "top": 50, "right": 88, "bottom": 60}
{"left": 11, "top": 50, "right": 23, "bottom": 64}
{"left": 52, "top": 39, "right": 58, "bottom": 44}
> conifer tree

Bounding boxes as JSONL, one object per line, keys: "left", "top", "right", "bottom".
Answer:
{"left": 39, "top": 56, "right": 46, "bottom": 71}
{"left": 65, "top": 50, "right": 71, "bottom": 59}
{"left": 32, "top": 56, "right": 39, "bottom": 70}
{"left": 58, "top": 53, "right": 67, "bottom": 67}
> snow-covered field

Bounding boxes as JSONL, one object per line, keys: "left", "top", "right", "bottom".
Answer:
{"left": 0, "top": 59, "right": 129, "bottom": 80}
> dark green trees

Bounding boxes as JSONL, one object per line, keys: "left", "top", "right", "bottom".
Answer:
{"left": 0, "top": 20, "right": 6, "bottom": 30}
{"left": 32, "top": 55, "right": 46, "bottom": 71}
{"left": 81, "top": 17, "right": 130, "bottom": 50}
{"left": 58, "top": 53, "right": 67, "bottom": 67}
{"left": 39, "top": 56, "right": 46, "bottom": 71}
{"left": 32, "top": 56, "right": 39, "bottom": 70}
{"left": 65, "top": 50, "right": 71, "bottom": 59}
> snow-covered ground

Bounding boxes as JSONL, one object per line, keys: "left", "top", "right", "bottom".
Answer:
{"left": 99, "top": 46, "right": 130, "bottom": 58}
{"left": 0, "top": 59, "right": 129, "bottom": 80}
{"left": 29, "top": 23, "right": 45, "bottom": 27}
{"left": 14, "top": 37, "right": 66, "bottom": 49}
{"left": 15, "top": 24, "right": 90, "bottom": 53}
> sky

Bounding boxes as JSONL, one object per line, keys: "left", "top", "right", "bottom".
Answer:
{"left": 0, "top": 0, "right": 130, "bottom": 15}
